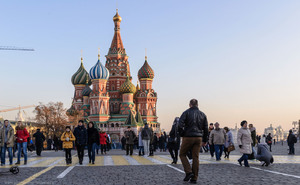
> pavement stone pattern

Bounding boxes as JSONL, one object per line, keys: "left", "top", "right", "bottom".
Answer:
{"left": 0, "top": 143, "right": 299, "bottom": 185}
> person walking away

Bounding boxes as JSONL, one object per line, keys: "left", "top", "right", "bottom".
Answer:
{"left": 142, "top": 123, "right": 152, "bottom": 156}
{"left": 121, "top": 136, "right": 126, "bottom": 150}
{"left": 287, "top": 129, "right": 297, "bottom": 155}
{"left": 255, "top": 140, "right": 274, "bottom": 166}
{"left": 266, "top": 133, "right": 272, "bottom": 152}
{"left": 33, "top": 128, "right": 45, "bottom": 156}
{"left": 237, "top": 120, "right": 252, "bottom": 167}
{"left": 209, "top": 122, "right": 226, "bottom": 161}
{"left": 224, "top": 127, "right": 233, "bottom": 159}
{"left": 153, "top": 133, "right": 158, "bottom": 151}
{"left": 106, "top": 134, "right": 111, "bottom": 151}
{"left": 47, "top": 137, "right": 53, "bottom": 150}
{"left": 149, "top": 127, "right": 155, "bottom": 156}
{"left": 87, "top": 121, "right": 100, "bottom": 164}
{"left": 159, "top": 133, "right": 165, "bottom": 152}
{"left": 15, "top": 121, "right": 29, "bottom": 165}
{"left": 138, "top": 128, "right": 145, "bottom": 156}
{"left": 163, "top": 131, "right": 167, "bottom": 152}
{"left": 53, "top": 135, "right": 59, "bottom": 152}
{"left": 61, "top": 126, "right": 75, "bottom": 165}
{"left": 248, "top": 124, "right": 256, "bottom": 159}
{"left": 0, "top": 120, "right": 14, "bottom": 166}
{"left": 178, "top": 99, "right": 208, "bottom": 184}
{"left": 208, "top": 123, "right": 214, "bottom": 157}
{"left": 73, "top": 120, "right": 87, "bottom": 165}
{"left": 168, "top": 117, "right": 181, "bottom": 164}
{"left": 124, "top": 126, "right": 136, "bottom": 155}
{"left": 99, "top": 130, "right": 107, "bottom": 154}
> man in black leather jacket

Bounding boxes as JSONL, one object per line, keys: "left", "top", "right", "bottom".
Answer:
{"left": 178, "top": 99, "right": 208, "bottom": 184}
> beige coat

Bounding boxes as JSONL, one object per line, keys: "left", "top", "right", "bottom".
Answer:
{"left": 0, "top": 124, "right": 15, "bottom": 147}
{"left": 209, "top": 128, "right": 226, "bottom": 145}
{"left": 237, "top": 128, "right": 253, "bottom": 154}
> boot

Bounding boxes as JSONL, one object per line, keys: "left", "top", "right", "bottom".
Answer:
{"left": 139, "top": 151, "right": 141, "bottom": 156}
{"left": 69, "top": 158, "right": 72, "bottom": 164}
{"left": 66, "top": 158, "right": 69, "bottom": 165}
{"left": 24, "top": 160, "right": 27, "bottom": 165}
{"left": 15, "top": 161, "right": 20, "bottom": 165}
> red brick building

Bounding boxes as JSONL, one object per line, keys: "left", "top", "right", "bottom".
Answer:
{"left": 67, "top": 10, "right": 159, "bottom": 142}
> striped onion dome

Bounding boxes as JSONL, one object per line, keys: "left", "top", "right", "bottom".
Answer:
{"left": 71, "top": 58, "right": 92, "bottom": 85}
{"left": 120, "top": 76, "right": 136, "bottom": 94}
{"left": 138, "top": 57, "right": 154, "bottom": 79}
{"left": 81, "top": 75, "right": 92, "bottom": 96}
{"left": 89, "top": 55, "right": 109, "bottom": 80}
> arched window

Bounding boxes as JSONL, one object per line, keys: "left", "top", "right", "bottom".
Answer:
{"left": 104, "top": 124, "right": 107, "bottom": 128}
{"left": 116, "top": 123, "right": 119, "bottom": 127}
{"left": 111, "top": 123, "right": 114, "bottom": 127}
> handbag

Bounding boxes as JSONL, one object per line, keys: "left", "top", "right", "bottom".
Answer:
{"left": 227, "top": 144, "right": 235, "bottom": 152}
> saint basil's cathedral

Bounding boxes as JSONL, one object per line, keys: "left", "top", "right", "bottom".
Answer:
{"left": 67, "top": 10, "right": 159, "bottom": 142}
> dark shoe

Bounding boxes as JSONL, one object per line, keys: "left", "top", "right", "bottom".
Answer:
{"left": 190, "top": 180, "right": 197, "bottom": 184}
{"left": 15, "top": 161, "right": 20, "bottom": 165}
{"left": 24, "top": 161, "right": 27, "bottom": 165}
{"left": 245, "top": 165, "right": 250, "bottom": 167}
{"left": 92, "top": 162, "right": 95, "bottom": 164}
{"left": 183, "top": 173, "right": 194, "bottom": 181}
{"left": 89, "top": 159, "right": 91, "bottom": 164}
{"left": 261, "top": 162, "right": 266, "bottom": 166}
{"left": 238, "top": 160, "right": 242, "bottom": 166}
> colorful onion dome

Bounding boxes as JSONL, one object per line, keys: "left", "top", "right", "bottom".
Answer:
{"left": 138, "top": 56, "right": 154, "bottom": 79}
{"left": 82, "top": 75, "right": 92, "bottom": 96}
{"left": 66, "top": 105, "right": 77, "bottom": 116}
{"left": 120, "top": 76, "right": 136, "bottom": 94}
{"left": 113, "top": 9, "right": 122, "bottom": 22}
{"left": 89, "top": 54, "right": 110, "bottom": 80}
{"left": 71, "top": 58, "right": 91, "bottom": 85}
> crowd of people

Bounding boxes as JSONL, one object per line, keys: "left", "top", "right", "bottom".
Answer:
{"left": 0, "top": 99, "right": 299, "bottom": 184}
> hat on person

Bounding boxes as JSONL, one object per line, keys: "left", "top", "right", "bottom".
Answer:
{"left": 66, "top": 126, "right": 71, "bottom": 129}
{"left": 128, "top": 126, "right": 131, "bottom": 129}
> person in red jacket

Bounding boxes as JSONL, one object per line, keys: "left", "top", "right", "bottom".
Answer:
{"left": 15, "top": 121, "right": 30, "bottom": 165}
{"left": 99, "top": 130, "right": 107, "bottom": 154}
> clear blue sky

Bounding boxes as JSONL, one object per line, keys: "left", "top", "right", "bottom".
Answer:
{"left": 1, "top": 0, "right": 300, "bottom": 133}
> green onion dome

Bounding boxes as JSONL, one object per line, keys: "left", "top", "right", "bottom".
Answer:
{"left": 138, "top": 57, "right": 154, "bottom": 79}
{"left": 81, "top": 75, "right": 92, "bottom": 96}
{"left": 71, "top": 58, "right": 92, "bottom": 85}
{"left": 66, "top": 105, "right": 77, "bottom": 116}
{"left": 120, "top": 76, "right": 136, "bottom": 94}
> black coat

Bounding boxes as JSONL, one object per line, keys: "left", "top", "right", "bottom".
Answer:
{"left": 87, "top": 127, "right": 100, "bottom": 145}
{"left": 287, "top": 133, "right": 297, "bottom": 145}
{"left": 33, "top": 131, "right": 45, "bottom": 146}
{"left": 73, "top": 125, "right": 87, "bottom": 145}
{"left": 168, "top": 124, "right": 181, "bottom": 150}
{"left": 178, "top": 106, "right": 208, "bottom": 141}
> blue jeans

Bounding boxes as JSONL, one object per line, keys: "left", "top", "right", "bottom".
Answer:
{"left": 17, "top": 142, "right": 27, "bottom": 162}
{"left": 1, "top": 144, "right": 13, "bottom": 165}
{"left": 88, "top": 143, "right": 97, "bottom": 163}
{"left": 214, "top": 145, "right": 224, "bottom": 160}
{"left": 139, "top": 146, "right": 144, "bottom": 154}
{"left": 239, "top": 154, "right": 249, "bottom": 167}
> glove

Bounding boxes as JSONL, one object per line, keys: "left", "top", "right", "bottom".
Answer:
{"left": 66, "top": 137, "right": 70, "bottom": 141}
{"left": 239, "top": 145, "right": 242, "bottom": 148}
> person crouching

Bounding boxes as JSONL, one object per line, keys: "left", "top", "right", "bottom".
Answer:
{"left": 255, "top": 136, "right": 274, "bottom": 166}
{"left": 61, "top": 126, "right": 75, "bottom": 165}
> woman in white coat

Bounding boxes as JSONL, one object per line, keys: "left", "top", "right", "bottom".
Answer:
{"left": 237, "top": 120, "right": 252, "bottom": 167}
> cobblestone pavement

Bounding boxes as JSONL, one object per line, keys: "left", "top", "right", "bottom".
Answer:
{"left": 0, "top": 143, "right": 299, "bottom": 185}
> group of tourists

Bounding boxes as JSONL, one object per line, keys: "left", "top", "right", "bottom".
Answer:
{"left": 60, "top": 120, "right": 109, "bottom": 165}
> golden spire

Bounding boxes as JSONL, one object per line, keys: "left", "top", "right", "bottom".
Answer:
{"left": 81, "top": 50, "right": 83, "bottom": 63}
{"left": 98, "top": 48, "right": 100, "bottom": 60}
{"left": 113, "top": 9, "right": 122, "bottom": 22}
{"left": 85, "top": 74, "right": 89, "bottom": 84}
{"left": 145, "top": 48, "right": 147, "bottom": 60}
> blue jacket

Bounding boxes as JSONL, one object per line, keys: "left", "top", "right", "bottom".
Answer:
{"left": 73, "top": 125, "right": 87, "bottom": 145}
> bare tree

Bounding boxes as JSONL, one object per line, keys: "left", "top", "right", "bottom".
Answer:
{"left": 34, "top": 102, "right": 68, "bottom": 138}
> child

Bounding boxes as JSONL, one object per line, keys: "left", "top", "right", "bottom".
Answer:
{"left": 61, "top": 126, "right": 75, "bottom": 165}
